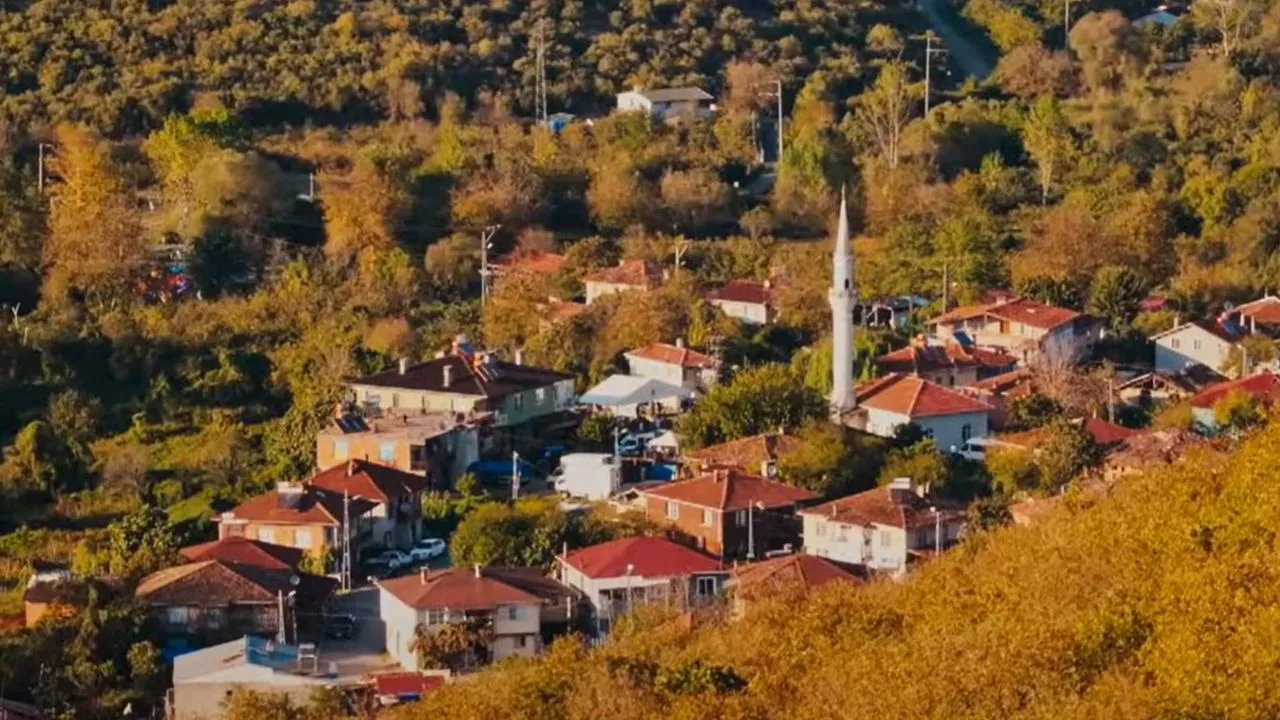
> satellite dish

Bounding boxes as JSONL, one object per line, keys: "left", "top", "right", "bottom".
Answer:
{"left": 290, "top": 574, "right": 301, "bottom": 587}
{"left": 1224, "top": 301, "right": 1236, "bottom": 312}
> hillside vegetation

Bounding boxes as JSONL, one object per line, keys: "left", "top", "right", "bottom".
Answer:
{"left": 390, "top": 424, "right": 1280, "bottom": 720}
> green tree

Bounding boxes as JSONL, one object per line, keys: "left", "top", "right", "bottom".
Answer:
{"left": 1212, "top": 388, "right": 1265, "bottom": 434}
{"left": 777, "top": 421, "right": 884, "bottom": 496}
{"left": 106, "top": 505, "right": 177, "bottom": 579}
{"left": 1033, "top": 419, "right": 1102, "bottom": 491}
{"left": 411, "top": 619, "right": 494, "bottom": 671}
{"left": 675, "top": 364, "right": 826, "bottom": 448}
{"left": 1006, "top": 392, "right": 1065, "bottom": 430}
{"left": 877, "top": 440, "right": 949, "bottom": 492}
{"left": 1088, "top": 265, "right": 1147, "bottom": 331}
{"left": 1022, "top": 95, "right": 1074, "bottom": 204}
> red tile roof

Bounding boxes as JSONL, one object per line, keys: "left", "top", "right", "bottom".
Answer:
{"left": 875, "top": 343, "right": 1017, "bottom": 375}
{"left": 683, "top": 433, "right": 802, "bottom": 471}
{"left": 996, "top": 417, "right": 1140, "bottom": 449}
{"left": 179, "top": 537, "right": 303, "bottom": 570}
{"left": 546, "top": 299, "right": 588, "bottom": 322}
{"left": 706, "top": 280, "right": 772, "bottom": 305}
{"left": 308, "top": 459, "right": 426, "bottom": 504}
{"left": 1189, "top": 372, "right": 1280, "bottom": 408}
{"left": 965, "top": 367, "right": 1035, "bottom": 398}
{"left": 1234, "top": 295, "right": 1280, "bottom": 325}
{"left": 929, "top": 298, "right": 1083, "bottom": 331}
{"left": 640, "top": 469, "right": 818, "bottom": 511}
{"left": 856, "top": 374, "right": 991, "bottom": 418}
{"left": 729, "top": 554, "right": 864, "bottom": 595}
{"left": 561, "top": 536, "right": 722, "bottom": 579}
{"left": 378, "top": 567, "right": 542, "bottom": 610}
{"left": 369, "top": 672, "right": 447, "bottom": 698}
{"left": 136, "top": 561, "right": 336, "bottom": 607}
{"left": 801, "top": 487, "right": 964, "bottom": 530}
{"left": 987, "top": 298, "right": 1083, "bottom": 331}
{"left": 490, "top": 251, "right": 566, "bottom": 276}
{"left": 583, "top": 259, "right": 663, "bottom": 287}
{"left": 626, "top": 342, "right": 719, "bottom": 369}
{"left": 222, "top": 487, "right": 376, "bottom": 527}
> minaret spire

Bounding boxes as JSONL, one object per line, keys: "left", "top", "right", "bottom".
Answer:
{"left": 829, "top": 186, "right": 857, "bottom": 419}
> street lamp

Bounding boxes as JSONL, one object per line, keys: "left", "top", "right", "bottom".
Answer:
{"left": 929, "top": 506, "right": 941, "bottom": 555}
{"left": 479, "top": 224, "right": 501, "bottom": 305}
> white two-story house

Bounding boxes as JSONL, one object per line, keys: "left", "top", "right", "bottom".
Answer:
{"left": 348, "top": 339, "right": 575, "bottom": 429}
{"left": 377, "top": 566, "right": 578, "bottom": 671}
{"left": 851, "top": 373, "right": 992, "bottom": 452}
{"left": 624, "top": 340, "right": 720, "bottom": 394}
{"left": 556, "top": 536, "right": 726, "bottom": 634}
{"left": 927, "top": 297, "right": 1099, "bottom": 365}
{"left": 800, "top": 479, "right": 966, "bottom": 576}
{"left": 1152, "top": 320, "right": 1239, "bottom": 376}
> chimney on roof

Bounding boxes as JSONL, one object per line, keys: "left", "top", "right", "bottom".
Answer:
{"left": 515, "top": 348, "right": 525, "bottom": 366}
{"left": 276, "top": 482, "right": 304, "bottom": 509}
{"left": 473, "top": 564, "right": 482, "bottom": 579}
{"left": 398, "top": 358, "right": 410, "bottom": 375}
{"left": 1173, "top": 313, "right": 1181, "bottom": 329}
{"left": 443, "top": 364, "right": 454, "bottom": 389}
{"left": 346, "top": 460, "right": 355, "bottom": 476}
{"left": 421, "top": 568, "right": 427, "bottom": 584}
{"left": 763, "top": 279, "right": 772, "bottom": 290}
{"left": 675, "top": 337, "right": 685, "bottom": 349}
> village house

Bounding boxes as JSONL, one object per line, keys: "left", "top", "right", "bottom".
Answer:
{"left": 1223, "top": 295, "right": 1280, "bottom": 336}
{"left": 22, "top": 568, "right": 105, "bottom": 628}
{"left": 680, "top": 431, "right": 802, "bottom": 476}
{"left": 624, "top": 340, "right": 720, "bottom": 394}
{"left": 377, "top": 566, "right": 579, "bottom": 671}
{"left": 959, "top": 367, "right": 1035, "bottom": 430}
{"left": 851, "top": 373, "right": 992, "bottom": 451}
{"left": 874, "top": 338, "right": 1017, "bottom": 388}
{"left": 168, "top": 636, "right": 364, "bottom": 720}
{"left": 639, "top": 469, "right": 818, "bottom": 560}
{"left": 136, "top": 539, "right": 336, "bottom": 642}
{"left": 927, "top": 297, "right": 1099, "bottom": 364}
{"left": 306, "top": 459, "right": 427, "bottom": 550}
{"left": 1188, "top": 372, "right": 1280, "bottom": 432}
{"left": 991, "top": 417, "right": 1141, "bottom": 457}
{"left": 347, "top": 340, "right": 576, "bottom": 430}
{"left": 727, "top": 553, "right": 864, "bottom": 615}
{"left": 556, "top": 536, "right": 726, "bottom": 634}
{"left": 488, "top": 251, "right": 566, "bottom": 280}
{"left": 705, "top": 280, "right": 774, "bottom": 325}
{"left": 577, "top": 374, "right": 687, "bottom": 417}
{"left": 582, "top": 259, "right": 663, "bottom": 303}
{"left": 216, "top": 483, "right": 377, "bottom": 567}
{"left": 1151, "top": 320, "right": 1240, "bottom": 376}
{"left": 615, "top": 86, "right": 714, "bottom": 122}
{"left": 1116, "top": 365, "right": 1224, "bottom": 409}
{"left": 800, "top": 479, "right": 967, "bottom": 576}
{"left": 316, "top": 408, "right": 483, "bottom": 489}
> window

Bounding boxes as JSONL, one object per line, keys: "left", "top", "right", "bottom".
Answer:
{"left": 366, "top": 392, "right": 381, "bottom": 409}
{"left": 734, "top": 510, "right": 747, "bottom": 527}
{"left": 294, "top": 529, "right": 312, "bottom": 549}
{"left": 515, "top": 635, "right": 528, "bottom": 648}
{"left": 666, "top": 502, "right": 679, "bottom": 520}
{"left": 702, "top": 509, "right": 713, "bottom": 527}
{"left": 166, "top": 607, "right": 190, "bottom": 626}
{"left": 1171, "top": 338, "right": 1181, "bottom": 349}
{"left": 961, "top": 424, "right": 972, "bottom": 442}
{"left": 513, "top": 394, "right": 525, "bottom": 411}
{"left": 333, "top": 438, "right": 349, "bottom": 462}
{"left": 1193, "top": 339, "right": 1202, "bottom": 350}
{"left": 696, "top": 576, "right": 718, "bottom": 597}
{"left": 814, "top": 520, "right": 826, "bottom": 537}
{"left": 257, "top": 528, "right": 276, "bottom": 544}
{"left": 948, "top": 375, "right": 955, "bottom": 386}
{"left": 426, "top": 609, "right": 445, "bottom": 625}
{"left": 205, "top": 608, "right": 225, "bottom": 629}
{"left": 379, "top": 441, "right": 396, "bottom": 463}
{"left": 879, "top": 530, "right": 892, "bottom": 547}
{"left": 507, "top": 606, "right": 519, "bottom": 621}
{"left": 536, "top": 388, "right": 546, "bottom": 404}
{"left": 391, "top": 393, "right": 400, "bottom": 409}
{"left": 837, "top": 526, "right": 848, "bottom": 542}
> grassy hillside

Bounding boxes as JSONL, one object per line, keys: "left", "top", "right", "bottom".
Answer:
{"left": 390, "top": 423, "right": 1280, "bottom": 719}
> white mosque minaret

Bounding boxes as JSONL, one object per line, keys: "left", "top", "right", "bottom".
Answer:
{"left": 829, "top": 188, "right": 858, "bottom": 418}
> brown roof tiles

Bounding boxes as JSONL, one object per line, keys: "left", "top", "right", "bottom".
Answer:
{"left": 640, "top": 469, "right": 818, "bottom": 511}
{"left": 856, "top": 374, "right": 991, "bottom": 418}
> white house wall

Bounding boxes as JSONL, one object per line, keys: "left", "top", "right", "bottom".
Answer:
{"left": 1154, "top": 325, "right": 1234, "bottom": 375}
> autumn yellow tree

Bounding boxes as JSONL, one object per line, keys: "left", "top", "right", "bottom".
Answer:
{"left": 43, "top": 125, "right": 146, "bottom": 307}
{"left": 320, "top": 154, "right": 411, "bottom": 263}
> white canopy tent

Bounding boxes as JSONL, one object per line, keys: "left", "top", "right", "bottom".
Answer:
{"left": 578, "top": 375, "right": 687, "bottom": 417}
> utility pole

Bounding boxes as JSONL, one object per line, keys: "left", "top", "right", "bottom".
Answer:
{"left": 941, "top": 262, "right": 950, "bottom": 314}
{"left": 37, "top": 142, "right": 51, "bottom": 195}
{"left": 932, "top": 507, "right": 941, "bottom": 555}
{"left": 341, "top": 490, "right": 352, "bottom": 592}
{"left": 757, "top": 81, "right": 784, "bottom": 163}
{"left": 511, "top": 451, "right": 520, "bottom": 501}
{"left": 276, "top": 590, "right": 287, "bottom": 644}
{"left": 480, "top": 224, "right": 500, "bottom": 305}
{"left": 923, "top": 32, "right": 947, "bottom": 116}
{"left": 1064, "top": 0, "right": 1072, "bottom": 36}
{"left": 535, "top": 18, "right": 549, "bottom": 126}
{"left": 1107, "top": 378, "right": 1115, "bottom": 423}
{"left": 673, "top": 238, "right": 689, "bottom": 275}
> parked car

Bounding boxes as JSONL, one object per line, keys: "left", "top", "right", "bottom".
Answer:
{"left": 366, "top": 550, "right": 412, "bottom": 572}
{"left": 409, "top": 538, "right": 447, "bottom": 564}
{"left": 323, "top": 614, "right": 357, "bottom": 640}
{"left": 617, "top": 435, "right": 646, "bottom": 456}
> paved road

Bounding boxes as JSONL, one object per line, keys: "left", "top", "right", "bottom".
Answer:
{"left": 303, "top": 587, "right": 397, "bottom": 678}
{"left": 918, "top": 0, "right": 996, "bottom": 80}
